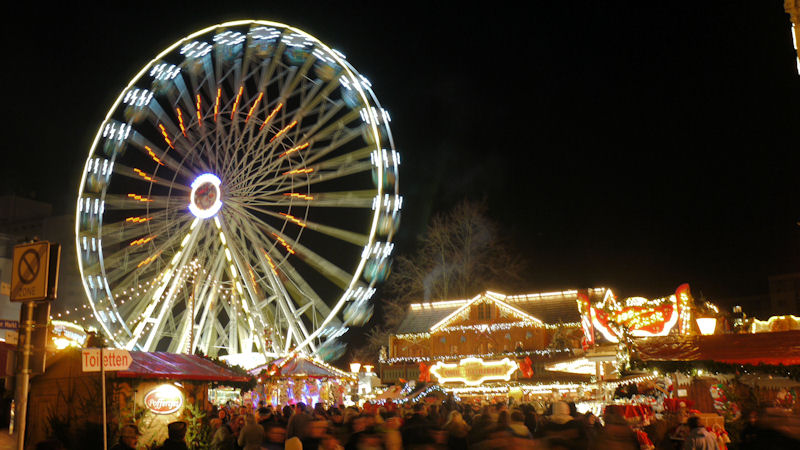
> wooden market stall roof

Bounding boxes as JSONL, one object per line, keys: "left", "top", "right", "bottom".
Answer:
{"left": 636, "top": 330, "right": 800, "bottom": 366}
{"left": 114, "top": 351, "right": 250, "bottom": 382}
{"left": 250, "top": 353, "right": 356, "bottom": 380}
{"left": 395, "top": 289, "right": 608, "bottom": 334}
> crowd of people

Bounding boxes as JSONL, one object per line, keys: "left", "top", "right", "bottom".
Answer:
{"left": 99, "top": 399, "right": 799, "bottom": 450}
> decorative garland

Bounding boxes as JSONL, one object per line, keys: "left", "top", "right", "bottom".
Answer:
{"left": 397, "top": 384, "right": 449, "bottom": 404}
{"left": 197, "top": 354, "right": 258, "bottom": 392}
{"left": 628, "top": 359, "right": 800, "bottom": 381}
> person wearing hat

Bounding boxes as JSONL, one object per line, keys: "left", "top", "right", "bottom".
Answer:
{"left": 157, "top": 421, "right": 189, "bottom": 450}
{"left": 110, "top": 424, "right": 140, "bottom": 450}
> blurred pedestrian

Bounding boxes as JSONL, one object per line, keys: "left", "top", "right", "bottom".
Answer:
{"left": 110, "top": 424, "right": 139, "bottom": 450}
{"left": 681, "top": 416, "right": 718, "bottom": 450}
{"left": 444, "top": 410, "right": 469, "bottom": 449}
{"left": 157, "top": 421, "right": 189, "bottom": 450}
{"left": 535, "top": 400, "right": 587, "bottom": 450}
{"left": 238, "top": 413, "right": 265, "bottom": 450}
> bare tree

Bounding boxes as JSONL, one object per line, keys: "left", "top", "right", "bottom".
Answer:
{"left": 361, "top": 199, "right": 527, "bottom": 359}
{"left": 386, "top": 199, "right": 525, "bottom": 306}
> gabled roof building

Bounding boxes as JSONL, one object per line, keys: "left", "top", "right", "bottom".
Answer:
{"left": 380, "top": 288, "right": 606, "bottom": 385}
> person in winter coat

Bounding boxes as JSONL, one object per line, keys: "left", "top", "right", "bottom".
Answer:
{"left": 210, "top": 420, "right": 235, "bottom": 450}
{"left": 444, "top": 410, "right": 470, "bottom": 448}
{"left": 110, "top": 424, "right": 139, "bottom": 450}
{"left": 535, "top": 401, "right": 587, "bottom": 450}
{"left": 156, "top": 421, "right": 189, "bottom": 450}
{"left": 238, "top": 414, "right": 266, "bottom": 450}
{"left": 591, "top": 407, "right": 639, "bottom": 450}
{"left": 681, "top": 416, "right": 719, "bottom": 450}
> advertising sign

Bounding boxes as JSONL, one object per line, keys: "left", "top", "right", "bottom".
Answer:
{"left": 429, "top": 357, "right": 518, "bottom": 386}
{"left": 144, "top": 384, "right": 184, "bottom": 415}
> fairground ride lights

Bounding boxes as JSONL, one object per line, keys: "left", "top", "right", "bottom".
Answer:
{"left": 750, "top": 315, "right": 800, "bottom": 333}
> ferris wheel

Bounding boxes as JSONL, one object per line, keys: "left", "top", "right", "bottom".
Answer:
{"left": 75, "top": 20, "right": 401, "bottom": 361}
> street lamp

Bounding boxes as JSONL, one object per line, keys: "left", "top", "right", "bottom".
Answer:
{"left": 349, "top": 362, "right": 361, "bottom": 373}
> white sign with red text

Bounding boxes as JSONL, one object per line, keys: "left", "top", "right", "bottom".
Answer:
{"left": 81, "top": 348, "right": 132, "bottom": 372}
{"left": 144, "top": 384, "right": 184, "bottom": 414}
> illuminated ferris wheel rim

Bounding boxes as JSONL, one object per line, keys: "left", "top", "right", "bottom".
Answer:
{"left": 75, "top": 19, "right": 400, "bottom": 356}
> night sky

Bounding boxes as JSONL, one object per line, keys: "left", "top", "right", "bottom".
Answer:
{"left": 3, "top": 2, "right": 798, "bottom": 316}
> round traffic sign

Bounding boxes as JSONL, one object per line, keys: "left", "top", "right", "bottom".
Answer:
{"left": 18, "top": 249, "right": 41, "bottom": 285}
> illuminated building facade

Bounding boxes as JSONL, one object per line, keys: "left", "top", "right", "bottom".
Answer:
{"left": 380, "top": 289, "right": 607, "bottom": 384}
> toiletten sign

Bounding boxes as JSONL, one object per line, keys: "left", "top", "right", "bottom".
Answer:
{"left": 81, "top": 348, "right": 132, "bottom": 372}
{"left": 429, "top": 357, "right": 518, "bottom": 386}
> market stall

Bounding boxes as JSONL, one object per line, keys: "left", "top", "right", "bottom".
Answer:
{"left": 631, "top": 330, "right": 800, "bottom": 415}
{"left": 26, "top": 348, "right": 250, "bottom": 449}
{"left": 251, "top": 353, "right": 356, "bottom": 407}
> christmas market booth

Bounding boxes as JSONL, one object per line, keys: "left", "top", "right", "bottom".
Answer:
{"left": 25, "top": 348, "right": 251, "bottom": 449}
{"left": 251, "top": 353, "right": 356, "bottom": 407}
{"left": 629, "top": 330, "right": 800, "bottom": 416}
{"left": 381, "top": 289, "right": 604, "bottom": 401}
{"left": 561, "top": 283, "right": 800, "bottom": 447}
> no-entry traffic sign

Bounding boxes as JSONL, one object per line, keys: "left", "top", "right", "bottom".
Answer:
{"left": 81, "top": 349, "right": 132, "bottom": 372}
{"left": 10, "top": 241, "right": 61, "bottom": 302}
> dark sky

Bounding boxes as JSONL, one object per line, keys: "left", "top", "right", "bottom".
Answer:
{"left": 3, "top": 2, "right": 798, "bottom": 312}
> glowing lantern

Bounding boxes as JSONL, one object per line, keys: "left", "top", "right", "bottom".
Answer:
{"left": 696, "top": 317, "right": 717, "bottom": 335}
{"left": 350, "top": 362, "right": 361, "bottom": 373}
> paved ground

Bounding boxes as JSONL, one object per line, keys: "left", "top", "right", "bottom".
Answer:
{"left": 0, "top": 429, "right": 17, "bottom": 450}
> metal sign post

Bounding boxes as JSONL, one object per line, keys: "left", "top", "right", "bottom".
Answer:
{"left": 10, "top": 241, "right": 60, "bottom": 450}
{"left": 15, "top": 303, "right": 33, "bottom": 450}
{"left": 101, "top": 348, "right": 106, "bottom": 450}
{"left": 81, "top": 348, "right": 132, "bottom": 450}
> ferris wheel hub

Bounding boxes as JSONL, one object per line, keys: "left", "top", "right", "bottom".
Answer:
{"left": 189, "top": 173, "right": 223, "bottom": 219}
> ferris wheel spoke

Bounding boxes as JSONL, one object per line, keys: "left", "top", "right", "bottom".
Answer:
{"left": 102, "top": 193, "right": 184, "bottom": 210}
{"left": 134, "top": 220, "right": 205, "bottom": 350}
{"left": 102, "top": 221, "right": 194, "bottom": 287}
{"left": 242, "top": 215, "right": 356, "bottom": 290}
{"left": 172, "top": 72, "right": 203, "bottom": 121}
{"left": 236, "top": 123, "right": 363, "bottom": 192}
{"left": 227, "top": 114, "right": 353, "bottom": 192}
{"left": 146, "top": 99, "right": 202, "bottom": 165}
{"left": 233, "top": 145, "right": 372, "bottom": 197}
{"left": 297, "top": 109, "right": 363, "bottom": 149}
{"left": 189, "top": 250, "right": 230, "bottom": 354}
{"left": 278, "top": 55, "right": 316, "bottom": 106}
{"left": 128, "top": 132, "right": 199, "bottom": 182}
{"left": 87, "top": 209, "right": 165, "bottom": 246}
{"left": 238, "top": 205, "right": 368, "bottom": 247}
{"left": 294, "top": 75, "right": 343, "bottom": 120}
{"left": 218, "top": 221, "right": 281, "bottom": 353}
{"left": 265, "top": 161, "right": 374, "bottom": 196}
{"left": 234, "top": 213, "right": 332, "bottom": 319}
{"left": 111, "top": 162, "right": 192, "bottom": 193}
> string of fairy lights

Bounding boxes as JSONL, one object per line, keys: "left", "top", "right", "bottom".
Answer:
{"left": 380, "top": 348, "right": 572, "bottom": 365}
{"left": 395, "top": 321, "right": 581, "bottom": 342}
{"left": 54, "top": 251, "right": 259, "bottom": 348}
